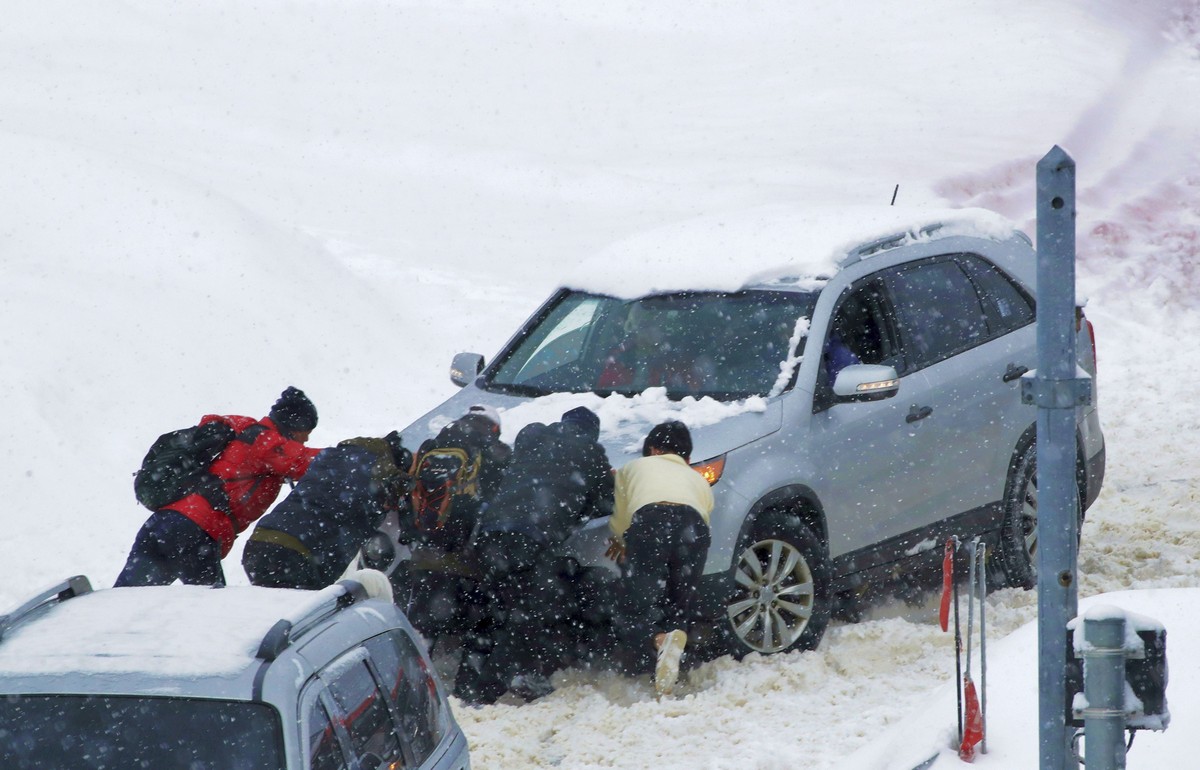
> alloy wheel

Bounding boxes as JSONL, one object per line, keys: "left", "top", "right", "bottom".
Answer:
{"left": 727, "top": 538, "right": 816, "bottom": 654}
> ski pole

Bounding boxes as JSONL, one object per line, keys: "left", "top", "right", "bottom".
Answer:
{"left": 977, "top": 542, "right": 988, "bottom": 754}
{"left": 965, "top": 539, "right": 976, "bottom": 680}
{"left": 952, "top": 536, "right": 963, "bottom": 743}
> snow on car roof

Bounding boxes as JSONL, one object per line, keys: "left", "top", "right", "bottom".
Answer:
{"left": 0, "top": 584, "right": 319, "bottom": 678}
{"left": 564, "top": 204, "right": 1019, "bottom": 298}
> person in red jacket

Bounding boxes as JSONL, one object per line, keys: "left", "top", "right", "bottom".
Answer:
{"left": 115, "top": 387, "right": 322, "bottom": 587}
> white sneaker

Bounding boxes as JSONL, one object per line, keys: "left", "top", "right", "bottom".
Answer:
{"left": 655, "top": 629, "right": 687, "bottom": 697}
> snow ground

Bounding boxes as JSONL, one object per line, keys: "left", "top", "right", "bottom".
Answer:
{"left": 2, "top": 1, "right": 1199, "bottom": 767}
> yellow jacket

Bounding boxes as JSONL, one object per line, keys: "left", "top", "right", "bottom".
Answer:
{"left": 610, "top": 453, "right": 714, "bottom": 541}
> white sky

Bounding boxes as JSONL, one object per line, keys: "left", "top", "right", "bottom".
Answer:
{"left": 2, "top": 1, "right": 1199, "bottom": 767}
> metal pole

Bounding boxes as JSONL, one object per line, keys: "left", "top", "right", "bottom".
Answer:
{"left": 1083, "top": 612, "right": 1127, "bottom": 770}
{"left": 1029, "top": 146, "right": 1090, "bottom": 770}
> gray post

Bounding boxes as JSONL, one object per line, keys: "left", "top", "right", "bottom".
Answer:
{"left": 1083, "top": 612, "right": 1127, "bottom": 770}
{"left": 1027, "top": 146, "right": 1092, "bottom": 770}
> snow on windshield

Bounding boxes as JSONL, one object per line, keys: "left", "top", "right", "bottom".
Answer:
{"left": 564, "top": 204, "right": 1019, "bottom": 298}
{"left": 768, "top": 316, "right": 811, "bottom": 397}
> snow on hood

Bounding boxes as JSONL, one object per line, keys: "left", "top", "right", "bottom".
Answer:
{"left": 564, "top": 204, "right": 1019, "bottom": 298}
{"left": 470, "top": 389, "right": 770, "bottom": 455}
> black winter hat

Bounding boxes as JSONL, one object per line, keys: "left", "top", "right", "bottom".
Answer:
{"left": 561, "top": 406, "right": 601, "bottom": 440}
{"left": 269, "top": 386, "right": 318, "bottom": 437}
{"left": 643, "top": 420, "right": 693, "bottom": 461}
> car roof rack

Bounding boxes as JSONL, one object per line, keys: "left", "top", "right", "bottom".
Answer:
{"left": 0, "top": 575, "right": 93, "bottom": 643}
{"left": 255, "top": 578, "right": 371, "bottom": 662}
{"left": 840, "top": 223, "right": 945, "bottom": 268}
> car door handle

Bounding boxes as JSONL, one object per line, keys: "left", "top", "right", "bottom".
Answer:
{"left": 1002, "top": 363, "right": 1030, "bottom": 383}
{"left": 906, "top": 405, "right": 933, "bottom": 423}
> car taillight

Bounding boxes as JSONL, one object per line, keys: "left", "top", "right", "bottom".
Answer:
{"left": 1076, "top": 307, "right": 1098, "bottom": 376}
{"left": 1086, "top": 317, "right": 1097, "bottom": 371}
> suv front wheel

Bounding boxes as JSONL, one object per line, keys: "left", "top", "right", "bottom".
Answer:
{"left": 726, "top": 514, "right": 830, "bottom": 656}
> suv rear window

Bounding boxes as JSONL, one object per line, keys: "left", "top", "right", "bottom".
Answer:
{"left": 0, "top": 694, "right": 283, "bottom": 769}
{"left": 487, "top": 290, "right": 818, "bottom": 400}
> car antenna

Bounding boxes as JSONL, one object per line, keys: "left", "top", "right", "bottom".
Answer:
{"left": 890, "top": 184, "right": 899, "bottom": 206}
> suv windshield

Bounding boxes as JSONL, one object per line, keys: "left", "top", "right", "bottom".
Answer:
{"left": 0, "top": 695, "right": 284, "bottom": 769}
{"left": 487, "top": 290, "right": 817, "bottom": 400}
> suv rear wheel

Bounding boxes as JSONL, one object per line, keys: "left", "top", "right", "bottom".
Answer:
{"left": 726, "top": 514, "right": 830, "bottom": 655}
{"left": 996, "top": 441, "right": 1085, "bottom": 590}
{"left": 997, "top": 442, "right": 1038, "bottom": 589}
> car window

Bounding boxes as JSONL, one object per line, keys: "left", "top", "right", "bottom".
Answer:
{"left": 488, "top": 290, "right": 819, "bottom": 400}
{"left": 306, "top": 696, "right": 349, "bottom": 770}
{"left": 324, "top": 654, "right": 404, "bottom": 768}
{"left": 823, "top": 278, "right": 905, "bottom": 374}
{"left": 955, "top": 253, "right": 1035, "bottom": 335}
{"left": 813, "top": 278, "right": 905, "bottom": 412}
{"left": 492, "top": 293, "right": 605, "bottom": 386}
{"left": 0, "top": 694, "right": 284, "bottom": 769}
{"left": 367, "top": 631, "right": 443, "bottom": 765}
{"left": 883, "top": 258, "right": 990, "bottom": 369}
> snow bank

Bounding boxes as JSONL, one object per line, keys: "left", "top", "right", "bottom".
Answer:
{"left": 842, "top": 589, "right": 1195, "bottom": 769}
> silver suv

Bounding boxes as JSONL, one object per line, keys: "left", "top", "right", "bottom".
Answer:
{"left": 372, "top": 207, "right": 1104, "bottom": 659}
{"left": 0, "top": 574, "right": 470, "bottom": 769}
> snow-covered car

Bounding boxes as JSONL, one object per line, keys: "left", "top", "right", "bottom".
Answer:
{"left": 368, "top": 205, "right": 1105, "bottom": 659}
{"left": 0, "top": 574, "right": 470, "bottom": 770}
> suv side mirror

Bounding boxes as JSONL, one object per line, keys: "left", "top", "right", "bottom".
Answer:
{"left": 832, "top": 364, "right": 900, "bottom": 402}
{"left": 449, "top": 352, "right": 485, "bottom": 388}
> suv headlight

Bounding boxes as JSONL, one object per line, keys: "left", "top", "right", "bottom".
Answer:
{"left": 691, "top": 454, "right": 726, "bottom": 486}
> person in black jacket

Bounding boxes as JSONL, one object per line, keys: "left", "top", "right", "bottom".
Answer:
{"left": 242, "top": 433, "right": 412, "bottom": 590}
{"left": 453, "top": 406, "right": 613, "bottom": 705}
{"left": 398, "top": 405, "right": 512, "bottom": 645}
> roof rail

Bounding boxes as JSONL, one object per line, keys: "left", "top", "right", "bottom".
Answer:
{"left": 255, "top": 579, "right": 371, "bottom": 662}
{"left": 0, "top": 575, "right": 93, "bottom": 643}
{"left": 841, "top": 223, "right": 945, "bottom": 268}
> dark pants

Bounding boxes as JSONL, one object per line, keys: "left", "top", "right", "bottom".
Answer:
{"left": 394, "top": 560, "right": 479, "bottom": 645}
{"left": 453, "top": 531, "right": 579, "bottom": 704}
{"left": 243, "top": 539, "right": 322, "bottom": 590}
{"left": 114, "top": 510, "right": 226, "bottom": 587}
{"left": 612, "top": 503, "right": 711, "bottom": 672}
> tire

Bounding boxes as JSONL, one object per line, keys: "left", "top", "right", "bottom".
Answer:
{"left": 997, "top": 443, "right": 1038, "bottom": 589}
{"left": 725, "top": 513, "right": 831, "bottom": 656}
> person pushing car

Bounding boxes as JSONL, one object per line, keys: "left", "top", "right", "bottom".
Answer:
{"left": 608, "top": 420, "right": 714, "bottom": 697}
{"left": 115, "top": 387, "right": 321, "bottom": 587}
{"left": 243, "top": 432, "right": 413, "bottom": 590}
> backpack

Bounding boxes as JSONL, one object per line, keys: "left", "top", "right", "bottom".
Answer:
{"left": 405, "top": 421, "right": 493, "bottom": 550}
{"left": 133, "top": 420, "right": 237, "bottom": 512}
{"left": 411, "top": 447, "right": 481, "bottom": 529}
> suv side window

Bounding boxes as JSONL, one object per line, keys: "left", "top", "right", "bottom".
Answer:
{"left": 325, "top": 654, "right": 404, "bottom": 767}
{"left": 826, "top": 278, "right": 904, "bottom": 371}
{"left": 815, "top": 278, "right": 905, "bottom": 411}
{"left": 954, "top": 252, "right": 1035, "bottom": 335}
{"left": 883, "top": 258, "right": 989, "bottom": 369}
{"left": 307, "top": 696, "right": 348, "bottom": 770}
{"left": 366, "top": 631, "right": 444, "bottom": 765}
